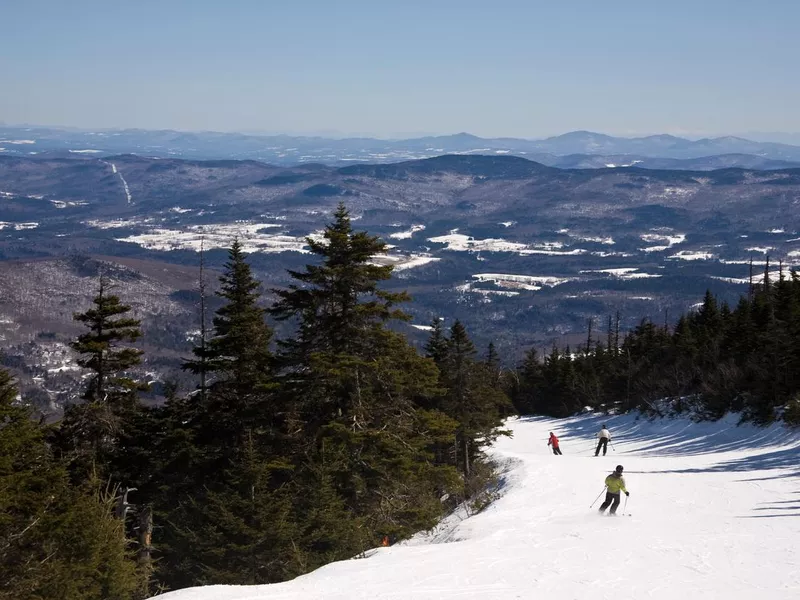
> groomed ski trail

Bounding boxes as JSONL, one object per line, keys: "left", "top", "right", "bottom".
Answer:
{"left": 153, "top": 413, "right": 800, "bottom": 600}
{"left": 100, "top": 160, "right": 132, "bottom": 204}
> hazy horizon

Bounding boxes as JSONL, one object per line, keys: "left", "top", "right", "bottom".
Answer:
{"left": 3, "top": 121, "right": 800, "bottom": 145}
{"left": 3, "top": 1, "right": 800, "bottom": 139}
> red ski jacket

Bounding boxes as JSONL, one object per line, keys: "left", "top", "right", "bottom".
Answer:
{"left": 548, "top": 434, "right": 559, "bottom": 447}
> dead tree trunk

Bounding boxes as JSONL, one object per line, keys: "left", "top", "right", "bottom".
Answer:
{"left": 463, "top": 437, "right": 470, "bottom": 478}
{"left": 137, "top": 505, "right": 153, "bottom": 597}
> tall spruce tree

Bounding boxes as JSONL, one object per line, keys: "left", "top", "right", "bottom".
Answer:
{"left": 424, "top": 317, "right": 449, "bottom": 366}
{"left": 160, "top": 241, "right": 290, "bottom": 588}
{"left": 72, "top": 277, "right": 143, "bottom": 402}
{"left": 485, "top": 342, "right": 501, "bottom": 388}
{"left": 437, "top": 321, "right": 510, "bottom": 477}
{"left": 57, "top": 277, "right": 144, "bottom": 474}
{"left": 271, "top": 204, "right": 461, "bottom": 551}
{"left": 511, "top": 347, "right": 543, "bottom": 414}
{"left": 193, "top": 239, "right": 277, "bottom": 450}
{"left": 271, "top": 203, "right": 412, "bottom": 431}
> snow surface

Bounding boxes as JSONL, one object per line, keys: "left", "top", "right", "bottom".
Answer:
{"left": 668, "top": 250, "right": 715, "bottom": 261}
{"left": 472, "top": 273, "right": 573, "bottom": 289}
{"left": 0, "top": 222, "right": 38, "bottom": 231}
{"left": 50, "top": 200, "right": 87, "bottom": 208}
{"left": 115, "top": 223, "right": 299, "bottom": 253}
{"left": 427, "top": 233, "right": 529, "bottom": 253}
{"left": 389, "top": 224, "right": 426, "bottom": 239}
{"left": 709, "top": 267, "right": 794, "bottom": 285}
{"left": 391, "top": 255, "right": 440, "bottom": 271}
{"left": 571, "top": 234, "right": 615, "bottom": 245}
{"left": 427, "top": 233, "right": 587, "bottom": 256}
{"left": 372, "top": 254, "right": 441, "bottom": 271}
{"left": 639, "top": 232, "right": 686, "bottom": 253}
{"left": 581, "top": 268, "right": 661, "bottom": 280}
{"left": 152, "top": 412, "right": 800, "bottom": 600}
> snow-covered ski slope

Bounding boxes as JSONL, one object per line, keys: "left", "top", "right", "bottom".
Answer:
{"left": 154, "top": 413, "right": 800, "bottom": 600}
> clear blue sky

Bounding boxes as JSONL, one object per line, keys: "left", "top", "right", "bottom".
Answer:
{"left": 1, "top": 0, "right": 798, "bottom": 138}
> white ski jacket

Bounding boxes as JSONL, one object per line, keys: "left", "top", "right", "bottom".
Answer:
{"left": 596, "top": 428, "right": 611, "bottom": 440}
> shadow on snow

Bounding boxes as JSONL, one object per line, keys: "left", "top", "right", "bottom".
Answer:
{"left": 516, "top": 413, "right": 800, "bottom": 484}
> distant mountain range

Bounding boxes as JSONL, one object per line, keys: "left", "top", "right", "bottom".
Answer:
{"left": 3, "top": 151, "right": 800, "bottom": 412}
{"left": 3, "top": 126, "right": 800, "bottom": 169}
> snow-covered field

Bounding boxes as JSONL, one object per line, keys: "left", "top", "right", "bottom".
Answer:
{"left": 152, "top": 412, "right": 800, "bottom": 600}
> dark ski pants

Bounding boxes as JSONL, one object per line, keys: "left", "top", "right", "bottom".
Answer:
{"left": 595, "top": 437, "right": 609, "bottom": 456}
{"left": 552, "top": 446, "right": 562, "bottom": 455}
{"left": 599, "top": 492, "right": 621, "bottom": 515}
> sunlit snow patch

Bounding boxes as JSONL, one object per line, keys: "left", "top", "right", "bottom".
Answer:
{"left": 639, "top": 231, "right": 686, "bottom": 252}
{"left": 668, "top": 250, "right": 715, "bottom": 261}
{"left": 50, "top": 200, "right": 88, "bottom": 208}
{"left": 428, "top": 233, "right": 529, "bottom": 253}
{"left": 710, "top": 267, "right": 793, "bottom": 285}
{"left": 389, "top": 224, "right": 426, "bottom": 239}
{"left": 581, "top": 268, "right": 661, "bottom": 279}
{"left": 85, "top": 218, "right": 151, "bottom": 229}
{"left": 590, "top": 251, "right": 634, "bottom": 257}
{"left": 371, "top": 253, "right": 441, "bottom": 271}
{"left": 0, "top": 222, "right": 38, "bottom": 231}
{"left": 570, "top": 234, "right": 615, "bottom": 245}
{"left": 115, "top": 223, "right": 307, "bottom": 253}
{"left": 472, "top": 273, "right": 573, "bottom": 291}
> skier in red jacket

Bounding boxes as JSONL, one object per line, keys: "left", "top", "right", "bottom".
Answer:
{"left": 547, "top": 432, "right": 563, "bottom": 455}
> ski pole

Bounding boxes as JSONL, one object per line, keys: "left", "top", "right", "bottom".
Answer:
{"left": 623, "top": 494, "right": 628, "bottom": 515}
{"left": 589, "top": 487, "right": 607, "bottom": 508}
{"left": 610, "top": 440, "right": 616, "bottom": 452}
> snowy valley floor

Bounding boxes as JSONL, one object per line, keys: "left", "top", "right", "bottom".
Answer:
{"left": 154, "top": 413, "right": 800, "bottom": 600}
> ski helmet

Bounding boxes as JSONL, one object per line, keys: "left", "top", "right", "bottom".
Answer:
{"left": 615, "top": 465, "right": 623, "bottom": 473}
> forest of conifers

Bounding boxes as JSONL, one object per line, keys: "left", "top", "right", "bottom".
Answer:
{"left": 1, "top": 204, "right": 799, "bottom": 599}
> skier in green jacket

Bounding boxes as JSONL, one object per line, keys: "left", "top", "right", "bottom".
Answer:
{"left": 598, "top": 465, "right": 629, "bottom": 516}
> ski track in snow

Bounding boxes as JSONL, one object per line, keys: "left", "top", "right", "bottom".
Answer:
{"left": 152, "top": 413, "right": 800, "bottom": 600}
{"left": 102, "top": 160, "right": 132, "bottom": 204}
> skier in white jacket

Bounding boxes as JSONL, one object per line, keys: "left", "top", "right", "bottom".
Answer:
{"left": 595, "top": 424, "right": 611, "bottom": 456}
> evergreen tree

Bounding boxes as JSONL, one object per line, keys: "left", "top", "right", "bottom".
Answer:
{"left": 512, "top": 348, "right": 543, "bottom": 414}
{"left": 271, "top": 204, "right": 461, "bottom": 550}
{"left": 517, "top": 277, "right": 800, "bottom": 423}
{"left": 57, "top": 278, "right": 144, "bottom": 476}
{"left": 438, "top": 321, "right": 509, "bottom": 477}
{"left": 0, "top": 368, "right": 140, "bottom": 600}
{"left": 167, "top": 433, "right": 297, "bottom": 587}
{"left": 485, "top": 342, "right": 501, "bottom": 388}
{"left": 423, "top": 317, "right": 449, "bottom": 365}
{"left": 161, "top": 241, "right": 287, "bottom": 587}
{"left": 182, "top": 239, "right": 211, "bottom": 404}
{"left": 193, "top": 240, "right": 278, "bottom": 451}
{"left": 271, "top": 203, "right": 411, "bottom": 433}
{"left": 71, "top": 277, "right": 143, "bottom": 403}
